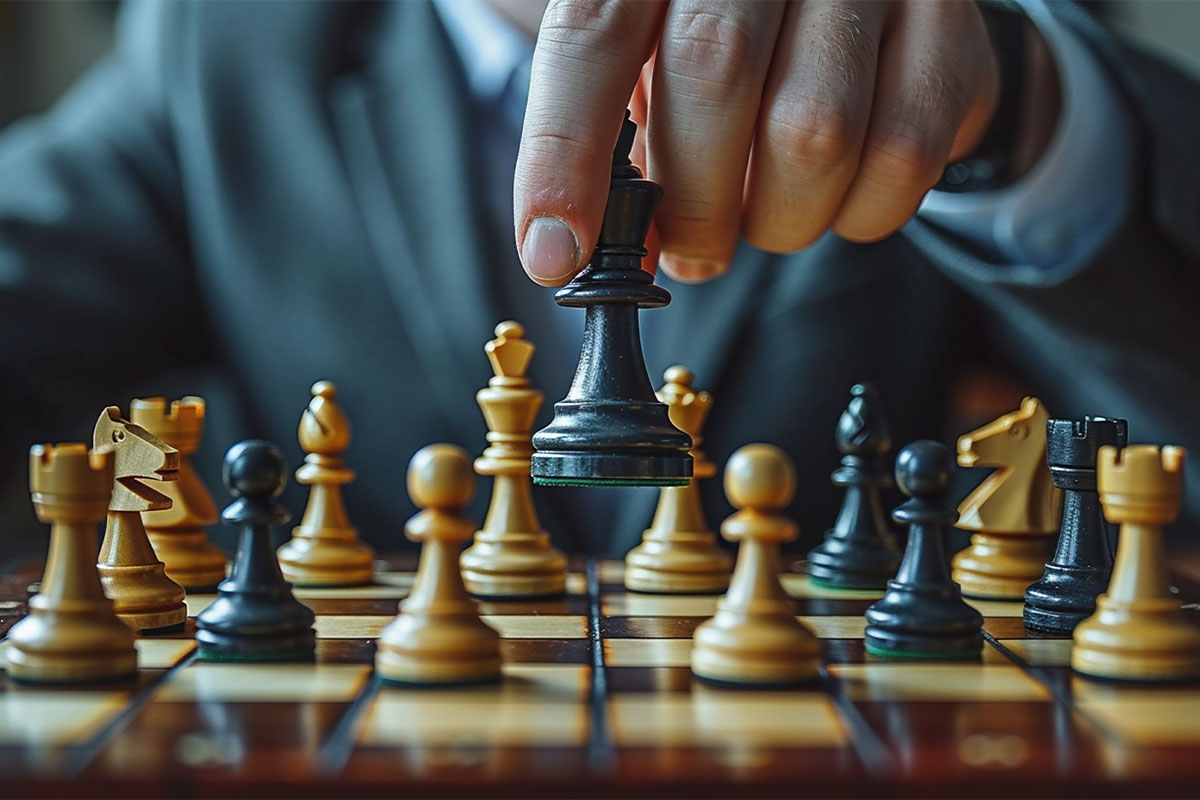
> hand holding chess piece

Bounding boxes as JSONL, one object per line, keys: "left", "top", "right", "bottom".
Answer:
{"left": 6, "top": 444, "right": 137, "bottom": 683}
{"left": 460, "top": 322, "right": 566, "bottom": 598}
{"left": 1073, "top": 445, "right": 1200, "bottom": 681}
{"left": 691, "top": 444, "right": 820, "bottom": 686}
{"left": 625, "top": 366, "right": 731, "bottom": 593}
{"left": 377, "top": 445, "right": 502, "bottom": 685}
{"left": 277, "top": 381, "right": 376, "bottom": 587}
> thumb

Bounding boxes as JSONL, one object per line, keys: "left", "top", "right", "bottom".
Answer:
{"left": 514, "top": 0, "right": 666, "bottom": 287}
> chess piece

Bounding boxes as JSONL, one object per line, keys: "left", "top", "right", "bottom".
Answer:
{"left": 377, "top": 444, "right": 502, "bottom": 685}
{"left": 94, "top": 407, "right": 188, "bottom": 633}
{"left": 460, "top": 322, "right": 566, "bottom": 598}
{"left": 865, "top": 440, "right": 983, "bottom": 659}
{"left": 277, "top": 381, "right": 375, "bottom": 587}
{"left": 691, "top": 444, "right": 820, "bottom": 686}
{"left": 531, "top": 111, "right": 692, "bottom": 487}
{"left": 807, "top": 383, "right": 901, "bottom": 589}
{"left": 1073, "top": 445, "right": 1200, "bottom": 681}
{"left": 6, "top": 444, "right": 138, "bottom": 683}
{"left": 625, "top": 366, "right": 732, "bottom": 593}
{"left": 952, "top": 397, "right": 1062, "bottom": 599}
{"left": 1024, "top": 417, "right": 1127, "bottom": 634}
{"left": 133, "top": 396, "right": 228, "bottom": 590}
{"left": 195, "top": 440, "right": 316, "bottom": 661}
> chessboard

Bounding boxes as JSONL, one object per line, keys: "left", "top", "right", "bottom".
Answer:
{"left": 3, "top": 554, "right": 1200, "bottom": 798}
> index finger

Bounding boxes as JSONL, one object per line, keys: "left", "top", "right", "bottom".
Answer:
{"left": 515, "top": 0, "right": 667, "bottom": 287}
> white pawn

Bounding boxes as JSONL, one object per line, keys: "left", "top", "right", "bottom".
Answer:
{"left": 375, "top": 445, "right": 501, "bottom": 686}
{"left": 691, "top": 444, "right": 820, "bottom": 686}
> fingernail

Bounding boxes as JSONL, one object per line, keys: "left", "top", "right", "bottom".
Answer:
{"left": 660, "top": 255, "right": 725, "bottom": 283}
{"left": 521, "top": 217, "right": 579, "bottom": 284}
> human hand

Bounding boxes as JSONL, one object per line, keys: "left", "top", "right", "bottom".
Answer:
{"left": 514, "top": 1, "right": 999, "bottom": 286}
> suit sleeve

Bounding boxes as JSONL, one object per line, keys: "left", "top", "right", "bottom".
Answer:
{"left": 901, "top": 4, "right": 1200, "bottom": 526}
{"left": 0, "top": 3, "right": 207, "bottom": 512}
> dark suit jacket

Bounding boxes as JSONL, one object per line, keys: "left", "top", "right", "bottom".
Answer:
{"left": 1, "top": 1, "right": 1198, "bottom": 562}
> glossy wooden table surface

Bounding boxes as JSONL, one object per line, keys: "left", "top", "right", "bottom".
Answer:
{"left": 2, "top": 554, "right": 1200, "bottom": 799}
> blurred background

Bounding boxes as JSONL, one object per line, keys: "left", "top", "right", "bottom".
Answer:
{"left": 1, "top": 1, "right": 1198, "bottom": 128}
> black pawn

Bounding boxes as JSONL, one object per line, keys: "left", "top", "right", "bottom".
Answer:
{"left": 195, "top": 440, "right": 315, "bottom": 661}
{"left": 807, "top": 383, "right": 901, "bottom": 588}
{"left": 1023, "top": 416, "right": 1127, "bottom": 634}
{"left": 864, "top": 441, "right": 983, "bottom": 659}
{"left": 530, "top": 112, "right": 692, "bottom": 488}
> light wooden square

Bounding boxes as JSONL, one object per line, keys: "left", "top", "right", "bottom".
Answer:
{"left": 134, "top": 638, "right": 196, "bottom": 669}
{"left": 610, "top": 692, "right": 848, "bottom": 747}
{"left": 0, "top": 689, "right": 129, "bottom": 746}
{"left": 360, "top": 665, "right": 589, "bottom": 746}
{"left": 998, "top": 638, "right": 1073, "bottom": 667}
{"left": 605, "top": 638, "right": 691, "bottom": 667}
{"left": 602, "top": 593, "right": 718, "bottom": 617}
{"left": 1074, "top": 683, "right": 1200, "bottom": 745}
{"left": 154, "top": 663, "right": 370, "bottom": 702}
{"left": 964, "top": 599, "right": 1026, "bottom": 618}
{"left": 185, "top": 593, "right": 217, "bottom": 617}
{"left": 829, "top": 663, "right": 1050, "bottom": 701}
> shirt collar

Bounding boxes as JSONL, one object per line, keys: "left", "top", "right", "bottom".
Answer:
{"left": 431, "top": 0, "right": 534, "bottom": 104}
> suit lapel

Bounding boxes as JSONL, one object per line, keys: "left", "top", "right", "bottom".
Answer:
{"left": 328, "top": 1, "right": 499, "bottom": 448}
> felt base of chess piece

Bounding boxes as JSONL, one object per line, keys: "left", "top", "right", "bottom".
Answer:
{"left": 196, "top": 441, "right": 315, "bottom": 662}
{"left": 950, "top": 533, "right": 1049, "bottom": 600}
{"left": 807, "top": 536, "right": 900, "bottom": 591}
{"left": 625, "top": 486, "right": 732, "bottom": 594}
{"left": 863, "top": 592, "right": 985, "bottom": 659}
{"left": 99, "top": 511, "right": 188, "bottom": 633}
{"left": 1024, "top": 417, "right": 1126, "bottom": 635}
{"left": 377, "top": 445, "right": 501, "bottom": 686}
{"left": 6, "top": 445, "right": 138, "bottom": 684}
{"left": 865, "top": 441, "right": 983, "bottom": 660}
{"left": 690, "top": 445, "right": 820, "bottom": 686}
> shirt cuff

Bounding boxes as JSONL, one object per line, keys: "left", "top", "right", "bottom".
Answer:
{"left": 918, "top": 0, "right": 1133, "bottom": 272}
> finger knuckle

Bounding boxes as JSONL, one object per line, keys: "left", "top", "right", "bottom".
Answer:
{"left": 539, "top": 0, "right": 643, "bottom": 60}
{"left": 765, "top": 96, "right": 859, "bottom": 174}
{"left": 862, "top": 128, "right": 943, "bottom": 189}
{"left": 661, "top": 8, "right": 759, "bottom": 99}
